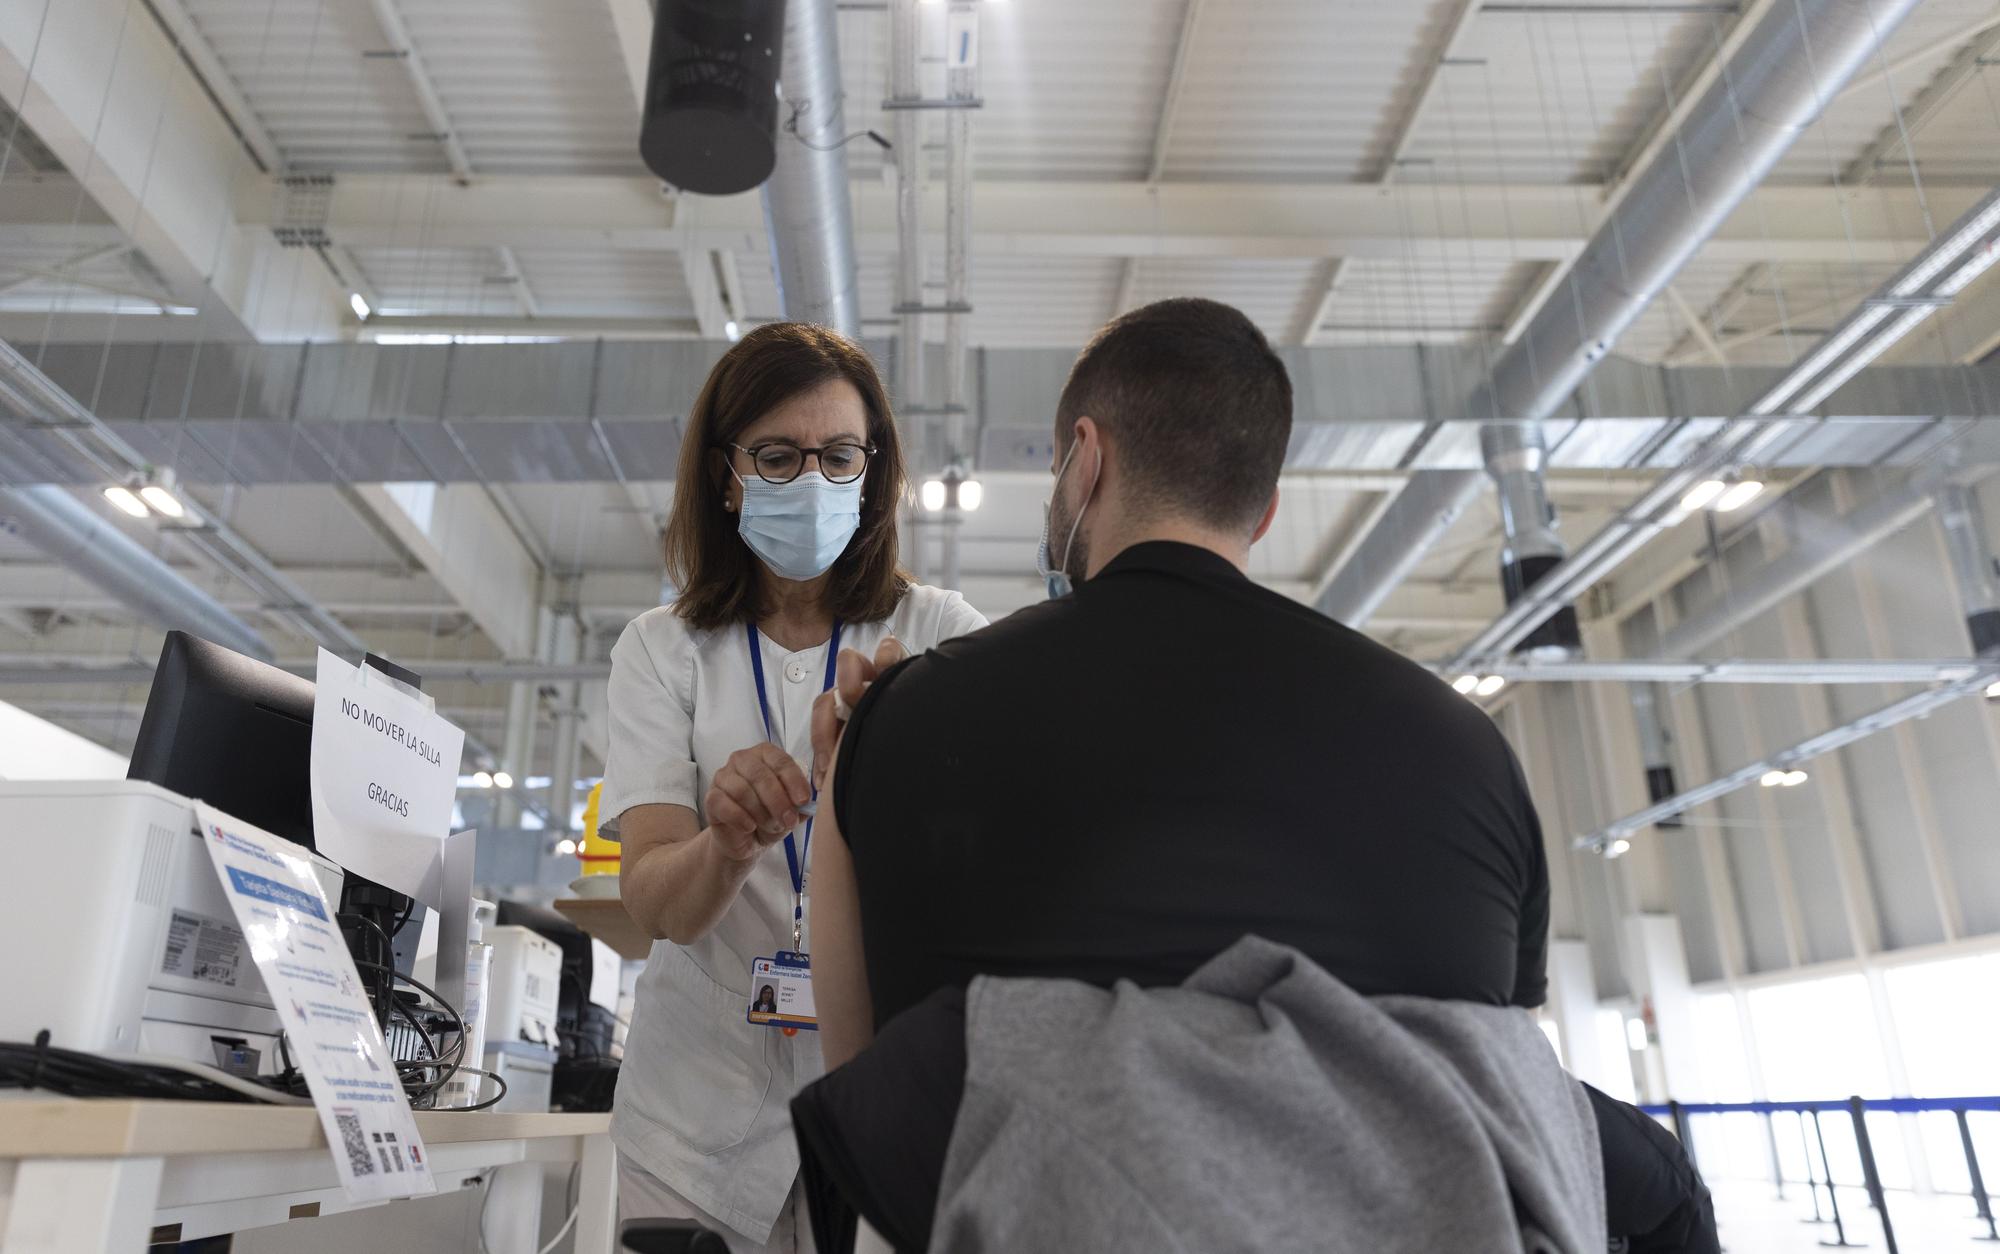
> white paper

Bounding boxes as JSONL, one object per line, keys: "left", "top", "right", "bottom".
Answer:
{"left": 195, "top": 801, "right": 435, "bottom": 1202}
{"left": 309, "top": 648, "right": 465, "bottom": 907}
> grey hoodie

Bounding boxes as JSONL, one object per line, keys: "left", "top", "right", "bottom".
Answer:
{"left": 930, "top": 936, "right": 1604, "bottom": 1254}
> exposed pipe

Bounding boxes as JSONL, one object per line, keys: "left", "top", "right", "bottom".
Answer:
{"left": 889, "top": 0, "right": 924, "bottom": 410}
{"left": 0, "top": 484, "right": 273, "bottom": 661}
{"left": 1328, "top": 0, "right": 1923, "bottom": 631}
{"left": 1452, "top": 182, "right": 2000, "bottom": 669}
{"left": 1935, "top": 483, "right": 2000, "bottom": 655}
{"left": 1484, "top": 423, "right": 1579, "bottom": 654}
{"left": 763, "top": 0, "right": 862, "bottom": 338}
{"left": 936, "top": 1, "right": 975, "bottom": 592}
{"left": 0, "top": 340, "right": 363, "bottom": 657}
{"left": 1655, "top": 482, "right": 1933, "bottom": 659}
{"left": 1317, "top": 470, "right": 1481, "bottom": 625}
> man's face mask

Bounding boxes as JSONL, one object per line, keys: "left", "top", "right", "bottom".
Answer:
{"left": 1035, "top": 435, "right": 1096, "bottom": 599}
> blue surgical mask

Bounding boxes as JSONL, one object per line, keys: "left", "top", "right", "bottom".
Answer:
{"left": 1035, "top": 438, "right": 1092, "bottom": 600}
{"left": 736, "top": 471, "right": 863, "bottom": 582}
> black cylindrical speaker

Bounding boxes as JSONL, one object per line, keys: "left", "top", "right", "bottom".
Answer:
{"left": 1500, "top": 553, "right": 1582, "bottom": 655}
{"left": 639, "top": 0, "right": 787, "bottom": 195}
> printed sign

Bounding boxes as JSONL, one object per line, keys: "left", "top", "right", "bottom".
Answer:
{"left": 309, "top": 649, "right": 465, "bottom": 907}
{"left": 195, "top": 801, "right": 435, "bottom": 1202}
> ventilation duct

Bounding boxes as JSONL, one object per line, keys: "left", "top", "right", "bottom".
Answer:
{"left": 1936, "top": 483, "right": 2000, "bottom": 656}
{"left": 639, "top": 0, "right": 787, "bottom": 195}
{"left": 0, "top": 483, "right": 273, "bottom": 661}
{"left": 1484, "top": 424, "right": 1579, "bottom": 654}
{"left": 1320, "top": 0, "right": 1923, "bottom": 631}
{"left": 762, "top": 0, "right": 861, "bottom": 336}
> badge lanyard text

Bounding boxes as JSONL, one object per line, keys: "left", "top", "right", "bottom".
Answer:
{"left": 746, "top": 620, "right": 842, "bottom": 953}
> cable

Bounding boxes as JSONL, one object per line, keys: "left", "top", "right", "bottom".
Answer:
{"left": 446, "top": 1064, "right": 511, "bottom": 1114}
{"left": 0, "top": 1032, "right": 301, "bottom": 1104}
{"left": 122, "top": 1053, "right": 312, "bottom": 1105}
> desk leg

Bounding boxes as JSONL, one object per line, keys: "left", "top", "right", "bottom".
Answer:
{"left": 484, "top": 1162, "right": 547, "bottom": 1254}
{"left": 1, "top": 1157, "right": 163, "bottom": 1254}
{"left": 572, "top": 1134, "right": 617, "bottom": 1254}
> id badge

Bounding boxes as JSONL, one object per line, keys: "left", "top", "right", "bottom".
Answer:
{"left": 747, "top": 951, "right": 817, "bottom": 1033}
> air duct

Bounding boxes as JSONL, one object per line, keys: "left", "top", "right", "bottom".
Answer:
{"left": 1936, "top": 483, "right": 2000, "bottom": 655}
{"left": 1323, "top": 0, "right": 1923, "bottom": 630}
{"left": 1484, "top": 424, "right": 1579, "bottom": 654}
{"left": 0, "top": 483, "right": 274, "bottom": 661}
{"left": 762, "top": 0, "right": 861, "bottom": 336}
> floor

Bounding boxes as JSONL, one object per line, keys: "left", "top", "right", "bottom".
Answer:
{"left": 1712, "top": 1177, "right": 2000, "bottom": 1252}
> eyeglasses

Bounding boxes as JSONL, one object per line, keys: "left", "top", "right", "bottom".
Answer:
{"left": 724, "top": 440, "right": 875, "bottom": 485}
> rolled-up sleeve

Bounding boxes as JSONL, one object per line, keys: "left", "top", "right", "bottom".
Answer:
{"left": 936, "top": 589, "right": 989, "bottom": 642}
{"left": 599, "top": 618, "right": 698, "bottom": 836}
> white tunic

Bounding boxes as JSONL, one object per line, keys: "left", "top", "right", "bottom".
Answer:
{"left": 600, "top": 584, "right": 988, "bottom": 1242}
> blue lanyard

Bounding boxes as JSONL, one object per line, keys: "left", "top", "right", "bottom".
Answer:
{"left": 746, "top": 619, "right": 843, "bottom": 919}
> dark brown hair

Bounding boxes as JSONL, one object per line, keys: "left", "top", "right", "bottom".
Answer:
{"left": 665, "top": 322, "right": 909, "bottom": 629}
{"left": 1057, "top": 297, "right": 1292, "bottom": 529}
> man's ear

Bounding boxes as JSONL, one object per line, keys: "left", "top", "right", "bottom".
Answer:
{"left": 1251, "top": 487, "right": 1280, "bottom": 545}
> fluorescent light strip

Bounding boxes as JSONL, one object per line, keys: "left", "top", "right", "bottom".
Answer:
{"left": 1788, "top": 304, "right": 1939, "bottom": 413}
{"left": 1751, "top": 303, "right": 1893, "bottom": 414}
{"left": 1891, "top": 197, "right": 2000, "bottom": 297}
{"left": 1937, "top": 240, "right": 2000, "bottom": 298}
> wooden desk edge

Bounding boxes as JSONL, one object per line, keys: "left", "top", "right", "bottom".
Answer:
{"left": 0, "top": 1099, "right": 610, "bottom": 1158}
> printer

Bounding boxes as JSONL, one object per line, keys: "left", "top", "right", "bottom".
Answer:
{"left": 0, "top": 779, "right": 344, "bottom": 1077}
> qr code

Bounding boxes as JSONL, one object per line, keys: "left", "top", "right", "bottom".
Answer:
{"left": 335, "top": 1110, "right": 375, "bottom": 1177}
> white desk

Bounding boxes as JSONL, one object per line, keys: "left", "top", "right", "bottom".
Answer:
{"left": 0, "top": 1099, "right": 614, "bottom": 1254}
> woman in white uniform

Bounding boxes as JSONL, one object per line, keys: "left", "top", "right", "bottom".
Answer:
{"left": 601, "top": 323, "right": 986, "bottom": 1251}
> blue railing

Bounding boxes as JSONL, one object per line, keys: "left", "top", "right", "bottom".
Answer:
{"left": 1636, "top": 1094, "right": 2000, "bottom": 1253}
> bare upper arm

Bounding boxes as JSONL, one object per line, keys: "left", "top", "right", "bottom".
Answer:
{"left": 813, "top": 767, "right": 875, "bottom": 1070}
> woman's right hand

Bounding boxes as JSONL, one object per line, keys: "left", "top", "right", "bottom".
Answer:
{"left": 705, "top": 742, "right": 812, "bottom": 864}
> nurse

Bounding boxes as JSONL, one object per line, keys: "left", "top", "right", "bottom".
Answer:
{"left": 602, "top": 322, "right": 986, "bottom": 1252}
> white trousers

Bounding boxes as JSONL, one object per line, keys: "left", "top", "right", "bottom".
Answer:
{"left": 616, "top": 1154, "right": 816, "bottom": 1254}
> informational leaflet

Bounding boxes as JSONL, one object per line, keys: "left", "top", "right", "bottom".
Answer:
{"left": 309, "top": 649, "right": 465, "bottom": 908}
{"left": 194, "top": 801, "right": 435, "bottom": 1202}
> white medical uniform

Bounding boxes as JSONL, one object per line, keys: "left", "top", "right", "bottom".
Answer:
{"left": 600, "top": 585, "right": 987, "bottom": 1249}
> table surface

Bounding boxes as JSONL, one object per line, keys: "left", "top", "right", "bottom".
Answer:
{"left": 0, "top": 1098, "right": 610, "bottom": 1159}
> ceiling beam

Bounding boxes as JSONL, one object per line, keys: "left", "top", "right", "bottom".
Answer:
{"left": 348, "top": 484, "right": 543, "bottom": 659}
{"left": 228, "top": 173, "right": 1982, "bottom": 266}
{"left": 1144, "top": 0, "right": 1207, "bottom": 183}
{"left": 1665, "top": 282, "right": 1729, "bottom": 365}
{"left": 1371, "top": 0, "right": 1484, "bottom": 182}
{"left": 1498, "top": 0, "right": 1780, "bottom": 345}
{"left": 1840, "top": 22, "right": 2000, "bottom": 188}
{"left": 0, "top": 0, "right": 343, "bottom": 341}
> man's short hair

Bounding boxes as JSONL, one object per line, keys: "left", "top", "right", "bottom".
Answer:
{"left": 1056, "top": 297, "right": 1292, "bottom": 530}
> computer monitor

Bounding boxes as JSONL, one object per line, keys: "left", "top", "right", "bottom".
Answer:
{"left": 129, "top": 631, "right": 430, "bottom": 1028}
{"left": 128, "top": 630, "right": 318, "bottom": 848}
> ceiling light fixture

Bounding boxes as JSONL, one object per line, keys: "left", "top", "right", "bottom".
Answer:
{"left": 138, "top": 485, "right": 184, "bottom": 518}
{"left": 1679, "top": 479, "right": 1727, "bottom": 512}
{"left": 470, "top": 770, "right": 493, "bottom": 789}
{"left": 492, "top": 771, "right": 514, "bottom": 790}
{"left": 1605, "top": 838, "right": 1633, "bottom": 859}
{"left": 1712, "top": 479, "right": 1765, "bottom": 513}
{"left": 1760, "top": 769, "right": 1788, "bottom": 788}
{"left": 724, "top": 319, "right": 741, "bottom": 342}
{"left": 1474, "top": 674, "right": 1507, "bottom": 698}
{"left": 1452, "top": 674, "right": 1481, "bottom": 695}
{"left": 102, "top": 485, "right": 149, "bottom": 518}
{"left": 349, "top": 292, "right": 372, "bottom": 321}
{"left": 919, "top": 479, "right": 947, "bottom": 512}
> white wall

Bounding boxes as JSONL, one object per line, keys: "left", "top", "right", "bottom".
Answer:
{"left": 0, "top": 697, "right": 127, "bottom": 780}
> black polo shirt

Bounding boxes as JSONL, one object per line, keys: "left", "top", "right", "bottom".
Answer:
{"left": 832, "top": 540, "right": 1550, "bottom": 1030}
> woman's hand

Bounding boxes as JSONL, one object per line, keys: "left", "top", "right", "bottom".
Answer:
{"left": 811, "top": 635, "right": 910, "bottom": 788}
{"left": 705, "top": 742, "right": 812, "bottom": 863}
